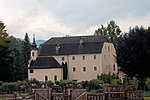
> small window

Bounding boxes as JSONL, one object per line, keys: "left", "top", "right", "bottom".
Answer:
{"left": 32, "top": 52, "right": 34, "bottom": 56}
{"left": 108, "top": 46, "right": 110, "bottom": 51}
{"left": 83, "top": 67, "right": 86, "bottom": 72}
{"left": 94, "top": 55, "right": 96, "bottom": 59}
{"left": 72, "top": 56, "right": 75, "bottom": 60}
{"left": 83, "top": 56, "right": 85, "bottom": 60}
{"left": 30, "top": 69, "right": 34, "bottom": 73}
{"left": 54, "top": 75, "right": 57, "bottom": 81}
{"left": 104, "top": 55, "right": 106, "bottom": 59}
{"left": 113, "top": 64, "right": 115, "bottom": 71}
{"left": 73, "top": 67, "right": 76, "bottom": 72}
{"left": 62, "top": 57, "right": 65, "bottom": 60}
{"left": 45, "top": 76, "right": 48, "bottom": 81}
{"left": 94, "top": 66, "right": 97, "bottom": 71}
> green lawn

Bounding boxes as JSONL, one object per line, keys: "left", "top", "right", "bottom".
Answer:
{"left": 145, "top": 97, "right": 150, "bottom": 100}
{"left": 145, "top": 91, "right": 150, "bottom": 100}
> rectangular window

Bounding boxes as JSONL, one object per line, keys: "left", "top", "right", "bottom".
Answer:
{"left": 83, "top": 56, "right": 85, "bottom": 60}
{"left": 32, "top": 52, "right": 34, "bottom": 56}
{"left": 30, "top": 69, "right": 34, "bottom": 73}
{"left": 94, "top": 55, "right": 96, "bottom": 59}
{"left": 113, "top": 64, "right": 115, "bottom": 71}
{"left": 54, "top": 75, "right": 57, "bottom": 81}
{"left": 83, "top": 67, "right": 86, "bottom": 72}
{"left": 72, "top": 56, "right": 75, "bottom": 60}
{"left": 108, "top": 46, "right": 110, "bottom": 51}
{"left": 94, "top": 66, "right": 97, "bottom": 71}
{"left": 62, "top": 57, "right": 65, "bottom": 60}
{"left": 45, "top": 76, "right": 48, "bottom": 81}
{"left": 73, "top": 67, "right": 76, "bottom": 72}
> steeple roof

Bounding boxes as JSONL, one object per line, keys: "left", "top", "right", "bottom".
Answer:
{"left": 31, "top": 34, "right": 37, "bottom": 49}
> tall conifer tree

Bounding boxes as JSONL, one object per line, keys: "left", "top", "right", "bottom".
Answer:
{"left": 0, "top": 21, "right": 13, "bottom": 82}
{"left": 21, "top": 33, "right": 31, "bottom": 80}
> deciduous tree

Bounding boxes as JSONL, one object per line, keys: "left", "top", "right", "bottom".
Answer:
{"left": 116, "top": 26, "right": 150, "bottom": 89}
{"left": 95, "top": 20, "right": 121, "bottom": 46}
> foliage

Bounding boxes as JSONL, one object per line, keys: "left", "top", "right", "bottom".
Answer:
{"left": 62, "top": 62, "right": 68, "bottom": 80}
{"left": 116, "top": 26, "right": 150, "bottom": 80}
{"left": 20, "top": 33, "right": 31, "bottom": 79}
{"left": 87, "top": 79, "right": 104, "bottom": 91}
{"left": 111, "top": 79, "right": 121, "bottom": 85}
{"left": 129, "top": 77, "right": 138, "bottom": 90}
{"left": 0, "top": 21, "right": 14, "bottom": 82}
{"left": 80, "top": 81, "right": 88, "bottom": 89}
{"left": 28, "top": 78, "right": 39, "bottom": 85}
{"left": 46, "top": 80, "right": 54, "bottom": 88}
{"left": 9, "top": 36, "right": 24, "bottom": 81}
{"left": 94, "top": 20, "right": 121, "bottom": 45}
{"left": 2, "top": 82, "right": 17, "bottom": 93}
{"left": 146, "top": 78, "right": 150, "bottom": 90}
{"left": 123, "top": 76, "right": 139, "bottom": 90}
{"left": 98, "top": 73, "right": 112, "bottom": 84}
{"left": 55, "top": 80, "right": 77, "bottom": 87}
{"left": 0, "top": 81, "right": 3, "bottom": 86}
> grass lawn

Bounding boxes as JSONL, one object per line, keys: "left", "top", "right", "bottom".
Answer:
{"left": 145, "top": 91, "right": 150, "bottom": 100}
{"left": 145, "top": 97, "right": 150, "bottom": 100}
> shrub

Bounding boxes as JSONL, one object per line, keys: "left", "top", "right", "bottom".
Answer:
{"left": 129, "top": 77, "right": 138, "bottom": 90}
{"left": 98, "top": 73, "right": 112, "bottom": 84}
{"left": 0, "top": 81, "right": 3, "bottom": 86}
{"left": 2, "top": 82, "right": 17, "bottom": 93}
{"left": 111, "top": 79, "right": 121, "bottom": 85}
{"left": 80, "top": 81, "right": 88, "bottom": 89}
{"left": 28, "top": 78, "right": 39, "bottom": 85}
{"left": 46, "top": 80, "right": 54, "bottom": 88}
{"left": 55, "top": 80, "right": 77, "bottom": 87}
{"left": 87, "top": 79, "right": 103, "bottom": 91}
{"left": 146, "top": 78, "right": 150, "bottom": 90}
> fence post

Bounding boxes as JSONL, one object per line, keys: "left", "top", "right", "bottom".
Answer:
{"left": 14, "top": 93, "right": 17, "bottom": 100}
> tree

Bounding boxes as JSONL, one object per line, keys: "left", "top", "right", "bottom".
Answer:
{"left": 116, "top": 26, "right": 150, "bottom": 89}
{"left": 94, "top": 20, "right": 121, "bottom": 46}
{"left": 8, "top": 36, "right": 24, "bottom": 81}
{"left": 20, "top": 33, "right": 31, "bottom": 80}
{"left": 62, "top": 62, "right": 68, "bottom": 80}
{"left": 0, "top": 21, "right": 13, "bottom": 82}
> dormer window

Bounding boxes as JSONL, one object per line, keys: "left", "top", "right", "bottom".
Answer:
{"left": 79, "top": 38, "right": 84, "bottom": 48}
{"left": 56, "top": 44, "right": 60, "bottom": 54}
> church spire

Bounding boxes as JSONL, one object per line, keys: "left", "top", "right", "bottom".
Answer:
{"left": 31, "top": 34, "right": 37, "bottom": 48}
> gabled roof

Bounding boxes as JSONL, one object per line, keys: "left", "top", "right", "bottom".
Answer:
{"left": 39, "top": 35, "right": 110, "bottom": 56}
{"left": 29, "top": 57, "right": 61, "bottom": 69}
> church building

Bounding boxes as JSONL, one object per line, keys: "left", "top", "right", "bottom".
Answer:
{"left": 28, "top": 35, "right": 118, "bottom": 82}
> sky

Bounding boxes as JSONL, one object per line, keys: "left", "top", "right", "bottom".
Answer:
{"left": 0, "top": 0, "right": 150, "bottom": 40}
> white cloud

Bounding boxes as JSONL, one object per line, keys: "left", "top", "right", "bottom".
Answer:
{"left": 117, "top": 13, "right": 150, "bottom": 33}
{"left": 0, "top": 0, "right": 150, "bottom": 40}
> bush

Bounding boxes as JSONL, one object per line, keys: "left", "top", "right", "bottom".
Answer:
{"left": 2, "top": 82, "right": 17, "bottom": 93}
{"left": 0, "top": 81, "right": 3, "bottom": 86}
{"left": 28, "top": 78, "right": 39, "bottom": 88}
{"left": 46, "top": 81, "right": 54, "bottom": 88}
{"left": 80, "top": 81, "right": 88, "bottom": 89}
{"left": 129, "top": 77, "right": 138, "bottom": 90}
{"left": 146, "top": 78, "right": 150, "bottom": 90}
{"left": 87, "top": 79, "right": 103, "bottom": 91}
{"left": 28, "top": 78, "right": 39, "bottom": 85}
{"left": 55, "top": 80, "right": 77, "bottom": 87}
{"left": 98, "top": 73, "right": 112, "bottom": 84}
{"left": 111, "top": 79, "right": 121, "bottom": 85}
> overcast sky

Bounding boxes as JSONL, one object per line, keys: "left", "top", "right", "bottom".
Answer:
{"left": 0, "top": 0, "right": 150, "bottom": 40}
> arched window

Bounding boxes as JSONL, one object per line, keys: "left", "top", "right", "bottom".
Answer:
{"left": 32, "top": 52, "right": 34, "bottom": 56}
{"left": 54, "top": 75, "right": 57, "bottom": 81}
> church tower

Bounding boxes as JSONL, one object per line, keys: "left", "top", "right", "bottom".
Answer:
{"left": 30, "top": 34, "right": 38, "bottom": 60}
